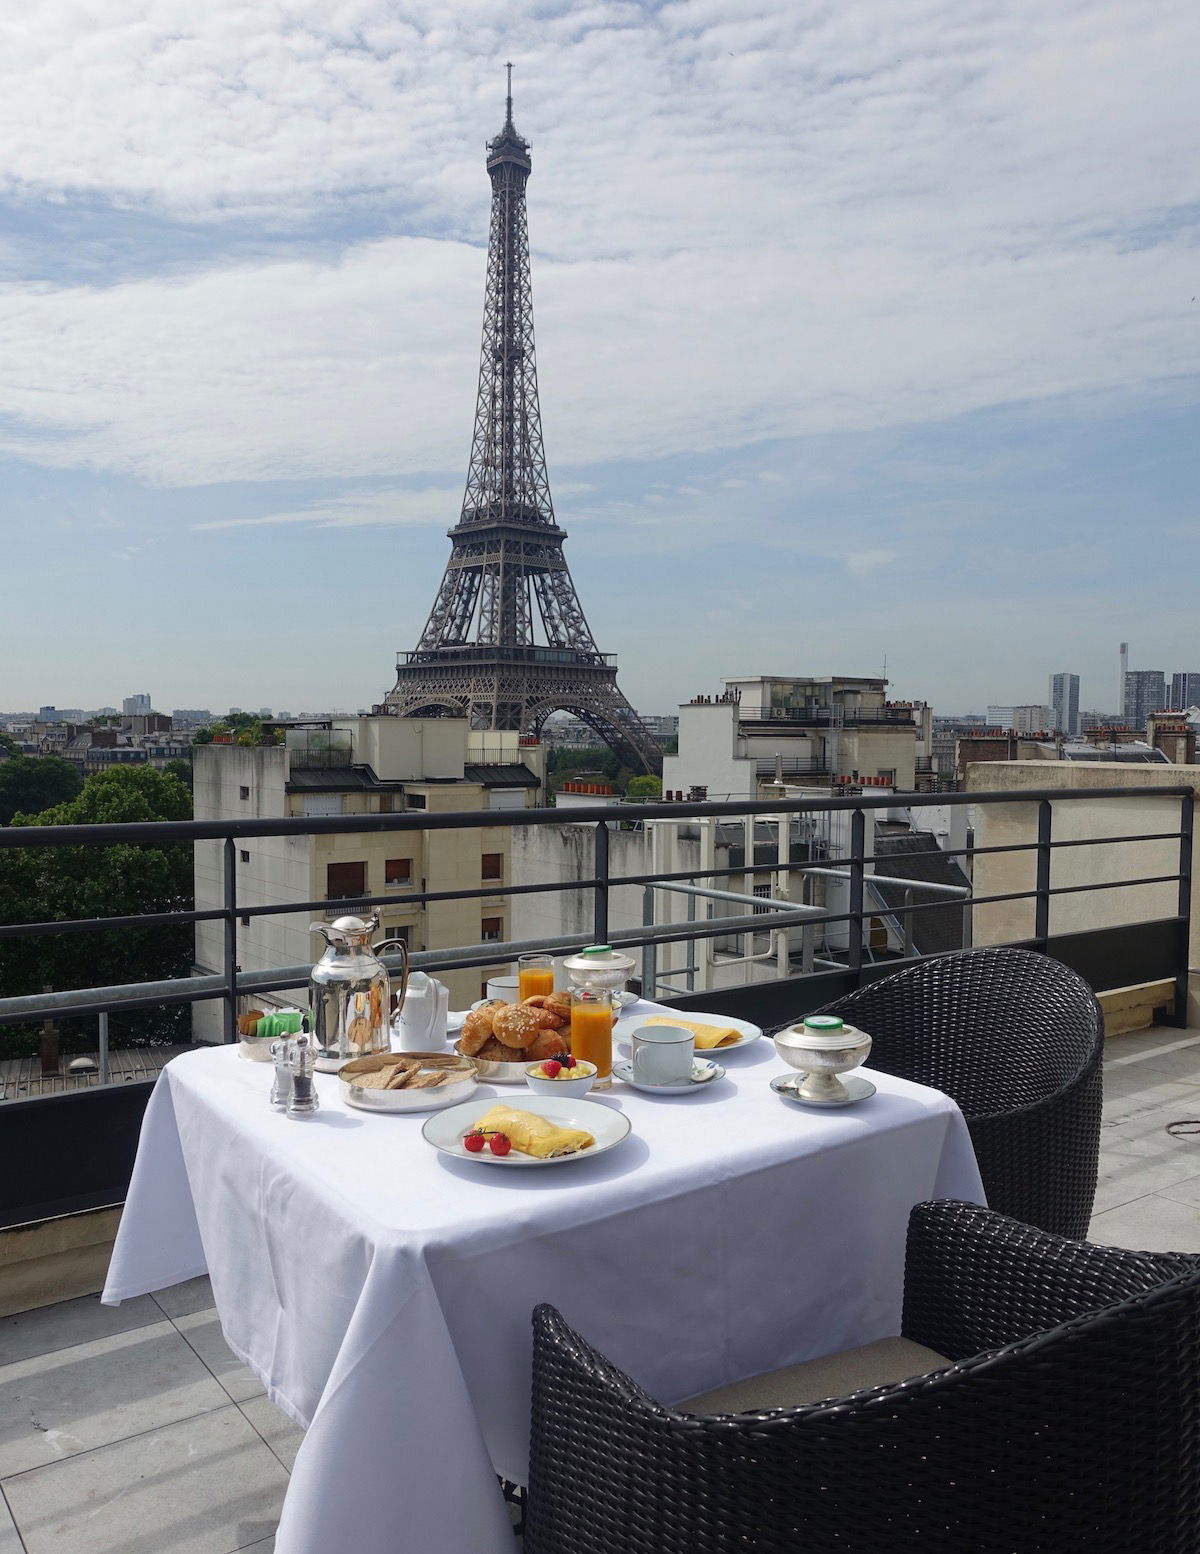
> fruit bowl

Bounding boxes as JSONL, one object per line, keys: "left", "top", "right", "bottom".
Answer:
{"left": 524, "top": 1058, "right": 597, "bottom": 1097}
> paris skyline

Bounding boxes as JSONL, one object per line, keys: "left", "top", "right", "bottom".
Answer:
{"left": 1, "top": 1, "right": 1197, "bottom": 716}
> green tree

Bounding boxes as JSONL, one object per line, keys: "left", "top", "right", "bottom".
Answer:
{"left": 627, "top": 775, "right": 664, "bottom": 800}
{"left": 0, "top": 731, "right": 20, "bottom": 757}
{"left": 163, "top": 758, "right": 193, "bottom": 789}
{"left": 0, "top": 766, "right": 194, "bottom": 1057}
{"left": 0, "top": 755, "right": 83, "bottom": 826}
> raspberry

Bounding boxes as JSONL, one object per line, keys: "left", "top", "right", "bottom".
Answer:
{"left": 542, "top": 1060, "right": 562, "bottom": 1078}
{"left": 489, "top": 1132, "right": 511, "bottom": 1156}
{"left": 463, "top": 1131, "right": 486, "bottom": 1153}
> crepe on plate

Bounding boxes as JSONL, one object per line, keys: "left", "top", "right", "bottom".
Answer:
{"left": 472, "top": 1103, "right": 594, "bottom": 1159}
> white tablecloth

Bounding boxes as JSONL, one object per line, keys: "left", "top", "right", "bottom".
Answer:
{"left": 104, "top": 1009, "right": 983, "bottom": 1554}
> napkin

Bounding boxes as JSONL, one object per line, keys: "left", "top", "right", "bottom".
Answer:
{"left": 643, "top": 1015, "right": 741, "bottom": 1049}
{"left": 473, "top": 1104, "right": 594, "bottom": 1158}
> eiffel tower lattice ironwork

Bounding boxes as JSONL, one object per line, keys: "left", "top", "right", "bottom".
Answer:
{"left": 384, "top": 72, "right": 660, "bottom": 775}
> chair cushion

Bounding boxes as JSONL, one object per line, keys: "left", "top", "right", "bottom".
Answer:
{"left": 678, "top": 1335, "right": 950, "bottom": 1414}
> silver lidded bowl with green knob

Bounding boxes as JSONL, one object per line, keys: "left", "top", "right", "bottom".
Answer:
{"left": 773, "top": 1015, "right": 872, "bottom": 1104}
{"left": 561, "top": 945, "right": 636, "bottom": 994}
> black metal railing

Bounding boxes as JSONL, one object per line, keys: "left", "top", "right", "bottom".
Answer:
{"left": 0, "top": 784, "right": 1192, "bottom": 1224}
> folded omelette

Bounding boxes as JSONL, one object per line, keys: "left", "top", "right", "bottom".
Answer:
{"left": 643, "top": 1015, "right": 741, "bottom": 1049}
{"left": 473, "top": 1104, "right": 594, "bottom": 1158}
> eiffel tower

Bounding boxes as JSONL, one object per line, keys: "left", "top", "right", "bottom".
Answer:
{"left": 384, "top": 71, "right": 661, "bottom": 776}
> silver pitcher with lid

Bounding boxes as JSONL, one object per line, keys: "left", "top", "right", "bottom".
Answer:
{"left": 308, "top": 913, "right": 410, "bottom": 1072}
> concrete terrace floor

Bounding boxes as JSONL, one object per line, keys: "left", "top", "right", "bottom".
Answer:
{"left": 5, "top": 1027, "right": 1200, "bottom": 1552}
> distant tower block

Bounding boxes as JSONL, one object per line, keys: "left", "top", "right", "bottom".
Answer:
{"left": 384, "top": 71, "right": 659, "bottom": 775}
{"left": 1119, "top": 642, "right": 1128, "bottom": 719}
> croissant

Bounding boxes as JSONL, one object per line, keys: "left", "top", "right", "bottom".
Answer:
{"left": 525, "top": 1027, "right": 567, "bottom": 1062}
{"left": 459, "top": 1001, "right": 502, "bottom": 1055}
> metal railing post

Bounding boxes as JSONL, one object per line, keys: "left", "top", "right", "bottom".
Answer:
{"left": 593, "top": 821, "right": 610, "bottom": 944}
{"left": 848, "top": 809, "right": 865, "bottom": 976}
{"left": 642, "top": 885, "right": 657, "bottom": 999}
{"left": 98, "top": 1011, "right": 110, "bottom": 1085}
{"left": 1176, "top": 792, "right": 1194, "bottom": 1026}
{"left": 1035, "top": 800, "right": 1053, "bottom": 948}
{"left": 902, "top": 887, "right": 914, "bottom": 959}
{"left": 223, "top": 837, "right": 238, "bottom": 1044}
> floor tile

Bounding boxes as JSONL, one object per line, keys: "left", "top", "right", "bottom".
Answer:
{"left": 1108, "top": 1036, "right": 1200, "bottom": 1084}
{"left": 174, "top": 1311, "right": 264, "bottom": 1404}
{"left": 1151, "top": 1172, "right": 1200, "bottom": 1211}
{"left": 237, "top": 1397, "right": 304, "bottom": 1473}
{"left": 0, "top": 1320, "right": 230, "bottom": 1479}
{"left": 0, "top": 1496, "right": 21, "bottom": 1553}
{"left": 1089, "top": 1192, "right": 1200, "bottom": 1254}
{"left": 151, "top": 1276, "right": 214, "bottom": 1321}
{"left": 1100, "top": 1067, "right": 1200, "bottom": 1127}
{"left": 3, "top": 1404, "right": 286, "bottom": 1554}
{"left": 0, "top": 1294, "right": 162, "bottom": 1367}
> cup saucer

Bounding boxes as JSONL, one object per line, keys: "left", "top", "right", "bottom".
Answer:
{"left": 612, "top": 1058, "right": 725, "bottom": 1095}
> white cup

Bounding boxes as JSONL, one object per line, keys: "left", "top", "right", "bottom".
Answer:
{"left": 485, "top": 975, "right": 520, "bottom": 1005}
{"left": 631, "top": 1024, "right": 695, "bottom": 1086}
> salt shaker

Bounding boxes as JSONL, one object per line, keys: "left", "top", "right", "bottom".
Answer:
{"left": 270, "top": 1038, "right": 295, "bottom": 1110}
{"left": 287, "top": 1032, "right": 319, "bottom": 1117}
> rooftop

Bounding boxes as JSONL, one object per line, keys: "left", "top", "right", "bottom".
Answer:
{"left": 2, "top": 1025, "right": 1200, "bottom": 1553}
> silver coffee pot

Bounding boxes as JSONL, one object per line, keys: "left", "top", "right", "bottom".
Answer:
{"left": 308, "top": 913, "right": 410, "bottom": 1072}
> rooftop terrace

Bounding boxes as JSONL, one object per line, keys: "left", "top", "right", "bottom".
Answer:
{"left": 2, "top": 1024, "right": 1199, "bottom": 1553}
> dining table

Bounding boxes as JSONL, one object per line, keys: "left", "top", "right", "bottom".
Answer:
{"left": 102, "top": 998, "right": 985, "bottom": 1554}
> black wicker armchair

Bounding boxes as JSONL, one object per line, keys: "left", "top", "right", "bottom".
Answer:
{"left": 526, "top": 1201, "right": 1200, "bottom": 1554}
{"left": 773, "top": 946, "right": 1104, "bottom": 1237}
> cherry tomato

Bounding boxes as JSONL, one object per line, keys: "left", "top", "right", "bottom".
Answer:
{"left": 489, "top": 1132, "right": 511, "bottom": 1156}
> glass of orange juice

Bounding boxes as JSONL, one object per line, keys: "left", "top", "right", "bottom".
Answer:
{"left": 518, "top": 953, "right": 555, "bottom": 1001}
{"left": 569, "top": 988, "right": 612, "bottom": 1088}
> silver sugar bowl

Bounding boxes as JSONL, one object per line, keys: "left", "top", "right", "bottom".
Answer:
{"left": 773, "top": 1015, "right": 872, "bottom": 1104}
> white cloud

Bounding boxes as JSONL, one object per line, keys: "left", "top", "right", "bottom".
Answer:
{"left": 194, "top": 484, "right": 462, "bottom": 529}
{"left": 0, "top": 0, "right": 1195, "bottom": 491}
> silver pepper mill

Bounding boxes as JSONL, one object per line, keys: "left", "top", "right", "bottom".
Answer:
{"left": 287, "top": 1032, "right": 319, "bottom": 1117}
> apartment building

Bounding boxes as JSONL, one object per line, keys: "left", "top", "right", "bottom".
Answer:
{"left": 662, "top": 676, "right": 933, "bottom": 800}
{"left": 191, "top": 716, "right": 544, "bottom": 1037}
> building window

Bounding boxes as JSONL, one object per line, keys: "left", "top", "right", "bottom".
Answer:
{"left": 385, "top": 858, "right": 412, "bottom": 887}
{"left": 241, "top": 915, "right": 251, "bottom": 928}
{"left": 481, "top": 916, "right": 503, "bottom": 941}
{"left": 752, "top": 883, "right": 771, "bottom": 916}
{"left": 239, "top": 786, "right": 250, "bottom": 800}
{"left": 327, "top": 861, "right": 367, "bottom": 899}
{"left": 378, "top": 794, "right": 394, "bottom": 813}
{"left": 481, "top": 852, "right": 503, "bottom": 881}
{"left": 407, "top": 793, "right": 426, "bottom": 810}
{"left": 240, "top": 850, "right": 250, "bottom": 864}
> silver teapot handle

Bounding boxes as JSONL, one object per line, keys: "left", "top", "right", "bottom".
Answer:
{"left": 374, "top": 937, "right": 411, "bottom": 1012}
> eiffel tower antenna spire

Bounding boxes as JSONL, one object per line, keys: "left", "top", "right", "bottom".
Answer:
{"left": 384, "top": 78, "right": 660, "bottom": 775}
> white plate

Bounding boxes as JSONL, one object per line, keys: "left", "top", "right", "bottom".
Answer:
{"left": 446, "top": 1010, "right": 470, "bottom": 1034}
{"left": 612, "top": 1057, "right": 725, "bottom": 1094}
{"left": 422, "top": 1095, "right": 631, "bottom": 1168}
{"left": 616, "top": 1010, "right": 762, "bottom": 1055}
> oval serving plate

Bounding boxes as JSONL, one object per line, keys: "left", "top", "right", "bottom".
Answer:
{"left": 339, "top": 1052, "right": 478, "bottom": 1113}
{"left": 615, "top": 1011, "right": 762, "bottom": 1055}
{"left": 423, "top": 1095, "right": 631, "bottom": 1168}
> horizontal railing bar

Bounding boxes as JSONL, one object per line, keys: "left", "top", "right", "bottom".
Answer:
{"left": 812, "top": 867, "right": 969, "bottom": 898}
{"left": 3, "top": 826, "right": 1183, "bottom": 939}
{"left": 1, "top": 786, "right": 1190, "bottom": 850}
{"left": 0, "top": 908, "right": 225, "bottom": 941}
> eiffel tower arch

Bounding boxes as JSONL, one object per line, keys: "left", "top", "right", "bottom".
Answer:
{"left": 384, "top": 71, "right": 661, "bottom": 777}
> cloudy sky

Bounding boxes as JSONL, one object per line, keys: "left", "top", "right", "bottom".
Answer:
{"left": 1, "top": 0, "right": 1197, "bottom": 717}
